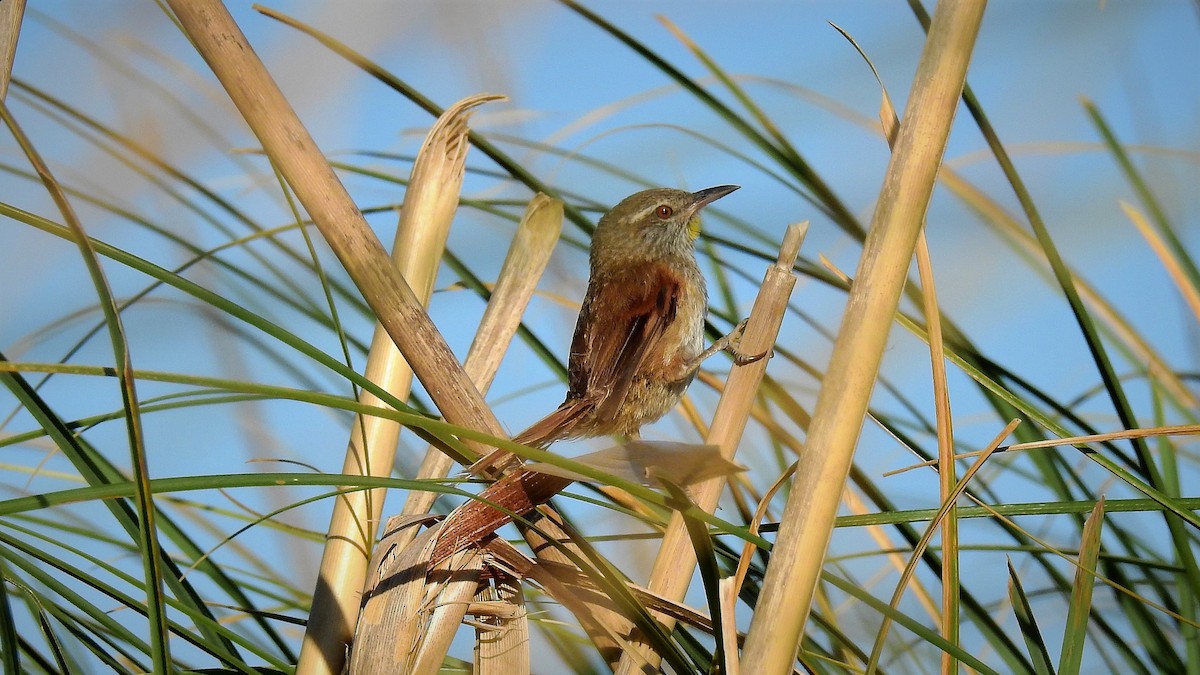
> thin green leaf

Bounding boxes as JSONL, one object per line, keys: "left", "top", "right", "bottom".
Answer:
{"left": 0, "top": 556, "right": 19, "bottom": 675}
{"left": 1059, "top": 498, "right": 1105, "bottom": 675}
{"left": 1008, "top": 559, "right": 1056, "bottom": 675}
{"left": 663, "top": 481, "right": 727, "bottom": 673}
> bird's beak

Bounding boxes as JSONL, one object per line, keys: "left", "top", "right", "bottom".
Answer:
{"left": 689, "top": 184, "right": 740, "bottom": 214}
{"left": 684, "top": 185, "right": 739, "bottom": 239}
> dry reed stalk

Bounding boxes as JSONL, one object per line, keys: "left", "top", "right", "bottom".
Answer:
{"left": 888, "top": 423, "right": 1200, "bottom": 475}
{"left": 614, "top": 222, "right": 807, "bottom": 675}
{"left": 349, "top": 518, "right": 486, "bottom": 673}
{"left": 879, "top": 50, "right": 961, "bottom": 672}
{"left": 915, "top": 232, "right": 960, "bottom": 674}
{"left": 298, "top": 94, "right": 497, "bottom": 674}
{"left": 471, "top": 570, "right": 530, "bottom": 673}
{"left": 0, "top": 0, "right": 23, "bottom": 101}
{"left": 740, "top": 1, "right": 988, "bottom": 671}
{"left": 718, "top": 576, "right": 741, "bottom": 675}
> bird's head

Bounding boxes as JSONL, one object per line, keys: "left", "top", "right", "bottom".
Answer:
{"left": 592, "top": 185, "right": 739, "bottom": 264}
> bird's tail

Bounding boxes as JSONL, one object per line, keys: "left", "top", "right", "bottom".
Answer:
{"left": 511, "top": 401, "right": 588, "bottom": 448}
{"left": 467, "top": 401, "right": 589, "bottom": 475}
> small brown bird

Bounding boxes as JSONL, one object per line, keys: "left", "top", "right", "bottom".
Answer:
{"left": 513, "top": 185, "right": 759, "bottom": 448}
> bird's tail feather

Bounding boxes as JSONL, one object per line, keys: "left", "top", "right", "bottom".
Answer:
{"left": 467, "top": 402, "right": 589, "bottom": 476}
{"left": 512, "top": 401, "right": 588, "bottom": 448}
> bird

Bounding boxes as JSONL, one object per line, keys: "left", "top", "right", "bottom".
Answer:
{"left": 511, "top": 184, "right": 761, "bottom": 449}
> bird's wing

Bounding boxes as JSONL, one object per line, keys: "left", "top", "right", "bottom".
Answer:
{"left": 576, "top": 261, "right": 680, "bottom": 424}
{"left": 512, "top": 262, "right": 681, "bottom": 448}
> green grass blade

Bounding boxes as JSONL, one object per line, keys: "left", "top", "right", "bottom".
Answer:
{"left": 0, "top": 524, "right": 284, "bottom": 672}
{"left": 0, "top": 556, "right": 20, "bottom": 675}
{"left": 0, "top": 547, "right": 152, "bottom": 670}
{"left": 1059, "top": 499, "right": 1105, "bottom": 675}
{"left": 1008, "top": 559, "right": 1056, "bottom": 675}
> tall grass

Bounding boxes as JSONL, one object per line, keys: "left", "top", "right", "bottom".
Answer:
{"left": 0, "top": 1, "right": 1197, "bottom": 673}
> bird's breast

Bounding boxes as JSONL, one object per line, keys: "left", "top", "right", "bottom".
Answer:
{"left": 646, "top": 262, "right": 707, "bottom": 382}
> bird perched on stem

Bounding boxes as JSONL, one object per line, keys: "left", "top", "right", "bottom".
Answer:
{"left": 513, "top": 184, "right": 762, "bottom": 449}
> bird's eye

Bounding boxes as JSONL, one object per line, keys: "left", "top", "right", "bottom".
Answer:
{"left": 655, "top": 205, "right": 674, "bottom": 219}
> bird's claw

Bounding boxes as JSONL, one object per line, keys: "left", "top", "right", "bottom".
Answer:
{"left": 726, "top": 317, "right": 771, "bottom": 366}
{"left": 731, "top": 347, "right": 770, "bottom": 366}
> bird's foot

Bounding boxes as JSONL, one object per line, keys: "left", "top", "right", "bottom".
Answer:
{"left": 725, "top": 318, "right": 770, "bottom": 366}
{"left": 691, "top": 318, "right": 771, "bottom": 371}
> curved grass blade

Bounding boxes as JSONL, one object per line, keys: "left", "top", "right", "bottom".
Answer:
{"left": 1121, "top": 201, "right": 1200, "bottom": 323}
{"left": 0, "top": 362, "right": 245, "bottom": 663}
{"left": 0, "top": 546, "right": 152, "bottom": 671}
{"left": 0, "top": 521, "right": 288, "bottom": 671}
